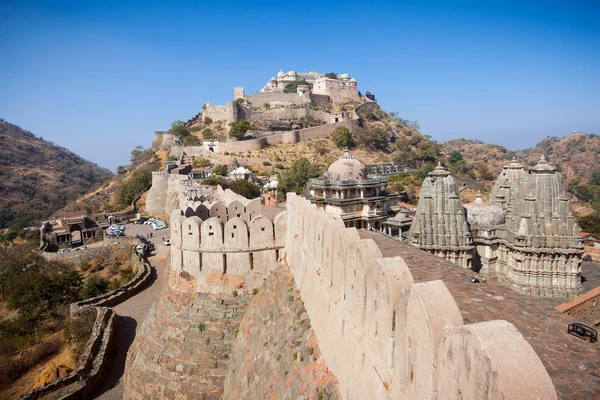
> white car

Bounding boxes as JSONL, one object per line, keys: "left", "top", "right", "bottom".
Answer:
{"left": 163, "top": 239, "right": 171, "bottom": 246}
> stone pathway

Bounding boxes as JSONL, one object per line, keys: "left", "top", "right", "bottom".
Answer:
{"left": 360, "top": 230, "right": 600, "bottom": 400}
{"left": 94, "top": 237, "right": 170, "bottom": 400}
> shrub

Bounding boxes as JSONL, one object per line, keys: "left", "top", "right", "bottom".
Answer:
{"left": 203, "top": 116, "right": 213, "bottom": 124}
{"left": 229, "top": 180, "right": 261, "bottom": 199}
{"left": 170, "top": 120, "right": 189, "bottom": 138}
{"left": 263, "top": 161, "right": 272, "bottom": 166}
{"left": 212, "top": 164, "right": 228, "bottom": 176}
{"left": 330, "top": 126, "right": 354, "bottom": 149}
{"left": 183, "top": 135, "right": 201, "bottom": 146}
{"left": 202, "top": 128, "right": 215, "bottom": 140}
{"left": 81, "top": 275, "right": 110, "bottom": 299}
{"left": 229, "top": 120, "right": 251, "bottom": 140}
{"left": 277, "top": 158, "right": 321, "bottom": 194}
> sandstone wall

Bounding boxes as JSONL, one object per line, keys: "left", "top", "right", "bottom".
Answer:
{"left": 170, "top": 209, "right": 288, "bottom": 294}
{"left": 146, "top": 171, "right": 170, "bottom": 216}
{"left": 283, "top": 193, "right": 557, "bottom": 399}
{"left": 223, "top": 263, "right": 341, "bottom": 399}
{"left": 124, "top": 285, "right": 251, "bottom": 399}
{"left": 202, "top": 102, "right": 237, "bottom": 123}
{"left": 40, "top": 242, "right": 135, "bottom": 266}
{"left": 555, "top": 286, "right": 600, "bottom": 326}
{"left": 245, "top": 92, "right": 305, "bottom": 106}
{"left": 244, "top": 106, "right": 331, "bottom": 122}
{"left": 152, "top": 131, "right": 176, "bottom": 150}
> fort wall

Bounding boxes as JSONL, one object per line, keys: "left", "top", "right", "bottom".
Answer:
{"left": 169, "top": 208, "right": 288, "bottom": 294}
{"left": 245, "top": 92, "right": 306, "bottom": 106}
{"left": 283, "top": 193, "right": 557, "bottom": 399}
{"left": 555, "top": 286, "right": 600, "bottom": 326}
{"left": 243, "top": 106, "right": 332, "bottom": 122}
{"left": 202, "top": 102, "right": 237, "bottom": 124}
{"left": 223, "top": 263, "right": 341, "bottom": 399}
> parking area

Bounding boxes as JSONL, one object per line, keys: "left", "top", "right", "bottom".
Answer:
{"left": 123, "top": 221, "right": 170, "bottom": 244}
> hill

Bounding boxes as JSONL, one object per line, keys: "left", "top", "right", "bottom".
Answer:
{"left": 0, "top": 120, "right": 113, "bottom": 230}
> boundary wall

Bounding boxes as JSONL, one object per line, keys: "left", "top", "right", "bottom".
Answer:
{"left": 555, "top": 286, "right": 600, "bottom": 326}
{"left": 284, "top": 193, "right": 557, "bottom": 400}
{"left": 20, "top": 252, "right": 153, "bottom": 400}
{"left": 218, "top": 119, "right": 358, "bottom": 154}
{"left": 170, "top": 208, "right": 288, "bottom": 293}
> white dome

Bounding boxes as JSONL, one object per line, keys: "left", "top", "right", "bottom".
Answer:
{"left": 326, "top": 150, "right": 367, "bottom": 181}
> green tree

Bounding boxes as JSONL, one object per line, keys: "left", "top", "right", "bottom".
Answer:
{"left": 81, "top": 275, "right": 110, "bottom": 299}
{"left": 577, "top": 212, "right": 600, "bottom": 236}
{"left": 229, "top": 179, "right": 261, "bottom": 199}
{"left": 283, "top": 80, "right": 312, "bottom": 93}
{"left": 129, "top": 146, "right": 154, "bottom": 166}
{"left": 183, "top": 136, "right": 202, "bottom": 146}
{"left": 449, "top": 151, "right": 464, "bottom": 164}
{"left": 170, "top": 120, "right": 190, "bottom": 138}
{"left": 324, "top": 72, "right": 337, "bottom": 79}
{"left": 115, "top": 168, "right": 152, "bottom": 208}
{"left": 590, "top": 171, "right": 600, "bottom": 185}
{"left": 353, "top": 127, "right": 387, "bottom": 151}
{"left": 575, "top": 185, "right": 594, "bottom": 202}
{"left": 278, "top": 158, "right": 321, "bottom": 195}
{"left": 330, "top": 126, "right": 354, "bottom": 148}
{"left": 202, "top": 128, "right": 215, "bottom": 139}
{"left": 204, "top": 175, "right": 227, "bottom": 187}
{"left": 212, "top": 164, "right": 228, "bottom": 176}
{"left": 229, "top": 120, "right": 251, "bottom": 140}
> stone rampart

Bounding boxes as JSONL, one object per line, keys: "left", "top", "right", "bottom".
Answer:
{"left": 244, "top": 106, "right": 331, "bottom": 122}
{"left": 152, "top": 131, "right": 176, "bottom": 150}
{"left": 217, "top": 119, "right": 358, "bottom": 154}
{"left": 146, "top": 171, "right": 170, "bottom": 216}
{"left": 283, "top": 193, "right": 557, "bottom": 399}
{"left": 20, "top": 252, "right": 152, "bottom": 400}
{"left": 223, "top": 262, "right": 341, "bottom": 399}
{"left": 555, "top": 286, "right": 600, "bottom": 326}
{"left": 40, "top": 241, "right": 136, "bottom": 266}
{"left": 245, "top": 92, "right": 306, "bottom": 106}
{"left": 202, "top": 102, "right": 237, "bottom": 124}
{"left": 170, "top": 209, "right": 287, "bottom": 293}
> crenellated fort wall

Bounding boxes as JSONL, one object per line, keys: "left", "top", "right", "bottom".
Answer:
{"left": 283, "top": 193, "right": 557, "bottom": 399}
{"left": 169, "top": 207, "right": 287, "bottom": 293}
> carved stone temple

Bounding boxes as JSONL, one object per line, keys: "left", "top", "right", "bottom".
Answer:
{"left": 409, "top": 157, "right": 584, "bottom": 298}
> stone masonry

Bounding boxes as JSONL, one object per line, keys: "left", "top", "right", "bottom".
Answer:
{"left": 223, "top": 263, "right": 341, "bottom": 399}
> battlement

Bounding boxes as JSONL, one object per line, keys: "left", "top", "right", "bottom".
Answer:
{"left": 284, "top": 193, "right": 556, "bottom": 399}
{"left": 169, "top": 207, "right": 287, "bottom": 293}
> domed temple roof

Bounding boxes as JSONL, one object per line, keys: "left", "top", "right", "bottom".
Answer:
{"left": 464, "top": 191, "right": 506, "bottom": 227}
{"left": 530, "top": 155, "right": 557, "bottom": 173}
{"left": 326, "top": 149, "right": 367, "bottom": 181}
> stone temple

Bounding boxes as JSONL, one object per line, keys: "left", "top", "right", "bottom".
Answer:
{"left": 409, "top": 156, "right": 584, "bottom": 298}
{"left": 306, "top": 149, "right": 399, "bottom": 229}
{"left": 119, "top": 153, "right": 600, "bottom": 399}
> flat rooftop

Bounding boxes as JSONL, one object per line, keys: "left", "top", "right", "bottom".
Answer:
{"left": 360, "top": 230, "right": 600, "bottom": 400}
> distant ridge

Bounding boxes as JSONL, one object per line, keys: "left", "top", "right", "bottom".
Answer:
{"left": 0, "top": 119, "right": 113, "bottom": 229}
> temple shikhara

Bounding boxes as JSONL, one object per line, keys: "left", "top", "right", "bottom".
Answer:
{"left": 409, "top": 156, "right": 584, "bottom": 298}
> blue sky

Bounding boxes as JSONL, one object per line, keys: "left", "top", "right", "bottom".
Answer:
{"left": 1, "top": 0, "right": 598, "bottom": 171}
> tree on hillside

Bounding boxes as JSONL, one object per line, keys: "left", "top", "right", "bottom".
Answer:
{"left": 449, "top": 151, "right": 464, "bottom": 164}
{"left": 353, "top": 127, "right": 387, "bottom": 151}
{"left": 330, "top": 126, "right": 354, "bottom": 149}
{"left": 212, "top": 164, "right": 228, "bottom": 176}
{"left": 229, "top": 120, "right": 251, "bottom": 140}
{"left": 325, "top": 72, "right": 337, "bottom": 79}
{"left": 590, "top": 171, "right": 600, "bottom": 185}
{"left": 278, "top": 158, "right": 321, "bottom": 195}
{"left": 130, "top": 145, "right": 154, "bottom": 167}
{"left": 229, "top": 179, "right": 261, "bottom": 199}
{"left": 170, "top": 120, "right": 190, "bottom": 138}
{"left": 283, "top": 80, "right": 312, "bottom": 94}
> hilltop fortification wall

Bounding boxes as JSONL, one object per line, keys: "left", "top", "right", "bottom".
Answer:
{"left": 282, "top": 193, "right": 557, "bottom": 399}
{"left": 245, "top": 92, "right": 307, "bottom": 106}
{"left": 169, "top": 208, "right": 287, "bottom": 293}
{"left": 243, "top": 106, "right": 332, "bottom": 122}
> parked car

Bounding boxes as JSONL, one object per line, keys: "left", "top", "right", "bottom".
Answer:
{"left": 57, "top": 248, "right": 71, "bottom": 253}
{"left": 163, "top": 238, "right": 171, "bottom": 246}
{"left": 133, "top": 218, "right": 148, "bottom": 224}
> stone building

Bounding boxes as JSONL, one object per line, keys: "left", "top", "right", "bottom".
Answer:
{"left": 40, "top": 212, "right": 106, "bottom": 251}
{"left": 409, "top": 157, "right": 584, "bottom": 298}
{"left": 408, "top": 163, "right": 475, "bottom": 269}
{"left": 306, "top": 149, "right": 399, "bottom": 229}
{"left": 260, "top": 70, "right": 359, "bottom": 101}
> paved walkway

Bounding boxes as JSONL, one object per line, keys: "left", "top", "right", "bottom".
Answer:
{"left": 94, "top": 232, "right": 170, "bottom": 400}
{"left": 360, "top": 230, "right": 600, "bottom": 400}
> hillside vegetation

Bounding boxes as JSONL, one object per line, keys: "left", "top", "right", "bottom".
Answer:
{"left": 0, "top": 120, "right": 113, "bottom": 230}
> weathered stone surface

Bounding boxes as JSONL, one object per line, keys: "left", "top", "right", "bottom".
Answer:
{"left": 123, "top": 285, "right": 250, "bottom": 399}
{"left": 224, "top": 263, "right": 341, "bottom": 399}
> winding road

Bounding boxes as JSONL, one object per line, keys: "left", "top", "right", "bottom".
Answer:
{"left": 94, "top": 229, "right": 170, "bottom": 400}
